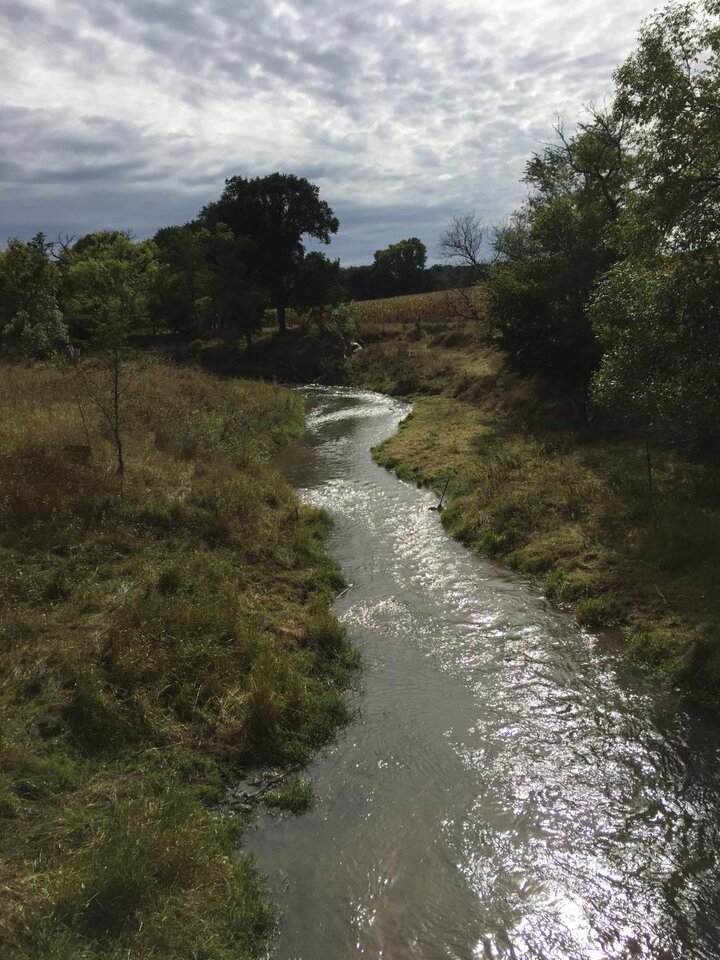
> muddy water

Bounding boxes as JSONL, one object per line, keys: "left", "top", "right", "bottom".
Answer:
{"left": 247, "top": 386, "right": 720, "bottom": 960}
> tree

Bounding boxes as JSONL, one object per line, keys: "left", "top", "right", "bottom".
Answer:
{"left": 612, "top": 0, "right": 720, "bottom": 256}
{"left": 0, "top": 234, "right": 67, "bottom": 357}
{"left": 201, "top": 173, "right": 339, "bottom": 335}
{"left": 373, "top": 237, "right": 427, "bottom": 296}
{"left": 150, "top": 224, "right": 214, "bottom": 336}
{"left": 204, "top": 224, "right": 266, "bottom": 348}
{"left": 589, "top": 0, "right": 720, "bottom": 453}
{"left": 63, "top": 231, "right": 157, "bottom": 483}
{"left": 291, "top": 252, "right": 342, "bottom": 321}
{"left": 589, "top": 256, "right": 720, "bottom": 453}
{"left": 440, "top": 213, "right": 485, "bottom": 269}
{"left": 60, "top": 231, "right": 157, "bottom": 341}
{"left": 439, "top": 213, "right": 487, "bottom": 323}
{"left": 486, "top": 111, "right": 629, "bottom": 388}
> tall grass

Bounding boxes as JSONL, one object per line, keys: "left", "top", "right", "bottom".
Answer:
{"left": 0, "top": 361, "right": 356, "bottom": 958}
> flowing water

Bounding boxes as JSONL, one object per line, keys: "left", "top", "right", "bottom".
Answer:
{"left": 247, "top": 386, "right": 720, "bottom": 960}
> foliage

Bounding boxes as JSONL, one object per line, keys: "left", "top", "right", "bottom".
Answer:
{"left": 612, "top": 0, "right": 720, "bottom": 255}
{"left": 372, "top": 237, "right": 427, "bottom": 296}
{"left": 486, "top": 111, "right": 627, "bottom": 387}
{"left": 150, "top": 224, "right": 216, "bottom": 336}
{"left": 589, "top": 1, "right": 720, "bottom": 447}
{"left": 0, "top": 234, "right": 67, "bottom": 357}
{"left": 291, "top": 251, "right": 343, "bottom": 318}
{"left": 202, "top": 172, "right": 339, "bottom": 335}
{"left": 264, "top": 776, "right": 314, "bottom": 813}
{"left": 204, "top": 223, "right": 266, "bottom": 346}
{"left": 62, "top": 230, "right": 158, "bottom": 344}
{"left": 61, "top": 231, "right": 158, "bottom": 479}
{"left": 590, "top": 256, "right": 720, "bottom": 449}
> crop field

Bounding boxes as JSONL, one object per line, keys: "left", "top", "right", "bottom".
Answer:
{"left": 352, "top": 287, "right": 487, "bottom": 340}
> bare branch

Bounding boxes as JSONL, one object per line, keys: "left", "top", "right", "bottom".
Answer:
{"left": 439, "top": 212, "right": 486, "bottom": 268}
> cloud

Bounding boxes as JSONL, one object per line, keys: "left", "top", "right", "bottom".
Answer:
{"left": 1, "top": 0, "right": 659, "bottom": 262}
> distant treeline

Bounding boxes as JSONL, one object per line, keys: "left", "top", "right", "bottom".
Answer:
{"left": 0, "top": 172, "right": 349, "bottom": 350}
{"left": 339, "top": 240, "right": 483, "bottom": 301}
{"left": 0, "top": 181, "right": 479, "bottom": 360}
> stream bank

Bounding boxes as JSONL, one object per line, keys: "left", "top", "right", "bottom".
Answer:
{"left": 249, "top": 385, "right": 720, "bottom": 960}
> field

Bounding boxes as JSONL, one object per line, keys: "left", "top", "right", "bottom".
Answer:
{"left": 348, "top": 290, "right": 720, "bottom": 704}
{"left": 0, "top": 361, "right": 357, "bottom": 959}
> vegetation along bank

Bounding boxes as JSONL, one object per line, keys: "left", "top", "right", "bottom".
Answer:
{"left": 349, "top": 291, "right": 720, "bottom": 706}
{"left": 0, "top": 362, "right": 357, "bottom": 958}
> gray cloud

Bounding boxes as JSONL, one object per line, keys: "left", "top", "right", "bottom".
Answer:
{"left": 1, "top": 0, "right": 659, "bottom": 262}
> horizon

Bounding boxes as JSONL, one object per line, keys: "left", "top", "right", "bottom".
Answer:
{"left": 2, "top": 0, "right": 661, "bottom": 265}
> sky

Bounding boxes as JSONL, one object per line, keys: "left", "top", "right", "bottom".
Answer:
{"left": 1, "top": 0, "right": 660, "bottom": 264}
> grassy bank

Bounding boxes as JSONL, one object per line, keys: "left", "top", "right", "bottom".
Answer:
{"left": 0, "top": 361, "right": 357, "bottom": 958}
{"left": 349, "top": 292, "right": 720, "bottom": 705}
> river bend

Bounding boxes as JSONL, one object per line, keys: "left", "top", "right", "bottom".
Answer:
{"left": 248, "top": 386, "right": 720, "bottom": 960}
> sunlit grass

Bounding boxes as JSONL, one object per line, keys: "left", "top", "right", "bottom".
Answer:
{"left": 359, "top": 296, "right": 720, "bottom": 703}
{"left": 0, "top": 360, "right": 356, "bottom": 958}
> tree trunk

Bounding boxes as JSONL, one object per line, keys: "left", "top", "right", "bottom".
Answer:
{"left": 277, "top": 302, "right": 287, "bottom": 336}
{"left": 112, "top": 353, "right": 125, "bottom": 488}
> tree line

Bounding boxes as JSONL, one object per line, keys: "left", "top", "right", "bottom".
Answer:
{"left": 339, "top": 238, "right": 481, "bottom": 300}
{"left": 0, "top": 172, "right": 344, "bottom": 355}
{"left": 0, "top": 177, "right": 475, "bottom": 357}
{"left": 1, "top": 0, "right": 717, "bottom": 458}
{"left": 463, "top": 0, "right": 720, "bottom": 455}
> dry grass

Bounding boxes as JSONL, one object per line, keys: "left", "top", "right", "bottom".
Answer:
{"left": 353, "top": 287, "right": 486, "bottom": 342}
{"left": 358, "top": 299, "right": 720, "bottom": 704}
{"left": 0, "top": 360, "right": 356, "bottom": 958}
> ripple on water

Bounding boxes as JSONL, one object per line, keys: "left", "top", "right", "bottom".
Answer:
{"left": 250, "top": 386, "right": 720, "bottom": 960}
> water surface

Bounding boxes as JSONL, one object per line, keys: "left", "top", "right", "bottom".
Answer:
{"left": 248, "top": 386, "right": 720, "bottom": 960}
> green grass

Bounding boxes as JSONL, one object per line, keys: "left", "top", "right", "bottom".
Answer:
{"left": 264, "top": 776, "right": 314, "bottom": 814}
{"left": 0, "top": 361, "right": 357, "bottom": 958}
{"left": 353, "top": 297, "right": 720, "bottom": 706}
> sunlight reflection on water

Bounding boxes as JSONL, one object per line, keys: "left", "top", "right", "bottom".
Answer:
{"left": 248, "top": 386, "right": 720, "bottom": 960}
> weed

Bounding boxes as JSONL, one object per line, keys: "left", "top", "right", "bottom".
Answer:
{"left": 264, "top": 776, "right": 314, "bottom": 814}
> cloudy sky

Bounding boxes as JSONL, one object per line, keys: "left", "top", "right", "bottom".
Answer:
{"left": 2, "top": 0, "right": 659, "bottom": 263}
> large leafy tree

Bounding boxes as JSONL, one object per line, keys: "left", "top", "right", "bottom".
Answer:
{"left": 590, "top": 0, "right": 720, "bottom": 450}
{"left": 373, "top": 237, "right": 427, "bottom": 296}
{"left": 291, "top": 252, "right": 342, "bottom": 319}
{"left": 150, "top": 224, "right": 215, "bottom": 336}
{"left": 589, "top": 258, "right": 720, "bottom": 448}
{"left": 0, "top": 234, "right": 67, "bottom": 357}
{"left": 203, "top": 224, "right": 266, "bottom": 347}
{"left": 612, "top": 0, "right": 720, "bottom": 255}
{"left": 201, "top": 173, "right": 339, "bottom": 335}
{"left": 487, "top": 112, "right": 628, "bottom": 388}
{"left": 60, "top": 231, "right": 157, "bottom": 341}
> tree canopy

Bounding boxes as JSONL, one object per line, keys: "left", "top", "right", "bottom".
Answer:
{"left": 201, "top": 172, "right": 339, "bottom": 335}
{"left": 0, "top": 235, "right": 67, "bottom": 357}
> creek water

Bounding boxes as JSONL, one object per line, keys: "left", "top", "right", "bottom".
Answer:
{"left": 247, "top": 386, "right": 720, "bottom": 960}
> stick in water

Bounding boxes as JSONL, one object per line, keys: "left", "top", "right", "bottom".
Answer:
{"left": 430, "top": 475, "right": 451, "bottom": 511}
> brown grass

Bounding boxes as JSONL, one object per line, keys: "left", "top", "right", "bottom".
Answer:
{"left": 0, "top": 360, "right": 356, "bottom": 958}
{"left": 355, "top": 298, "right": 720, "bottom": 704}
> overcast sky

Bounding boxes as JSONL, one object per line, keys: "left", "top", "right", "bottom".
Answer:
{"left": 2, "top": 0, "right": 659, "bottom": 264}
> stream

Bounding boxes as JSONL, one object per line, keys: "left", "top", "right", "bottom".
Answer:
{"left": 247, "top": 386, "right": 720, "bottom": 960}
